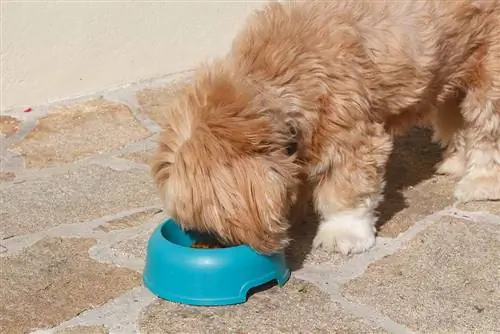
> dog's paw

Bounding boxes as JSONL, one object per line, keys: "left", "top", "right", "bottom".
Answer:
{"left": 454, "top": 170, "right": 500, "bottom": 202}
{"left": 313, "top": 208, "right": 376, "bottom": 255}
{"left": 436, "top": 153, "right": 465, "bottom": 177}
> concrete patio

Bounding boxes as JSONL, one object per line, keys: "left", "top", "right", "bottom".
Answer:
{"left": 1, "top": 73, "right": 499, "bottom": 334}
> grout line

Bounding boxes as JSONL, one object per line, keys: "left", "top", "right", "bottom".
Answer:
{"left": 0, "top": 206, "right": 162, "bottom": 256}
{"left": 0, "top": 147, "right": 25, "bottom": 173}
{"left": 104, "top": 89, "right": 162, "bottom": 134}
{"left": 445, "top": 207, "right": 500, "bottom": 225}
{"left": 291, "top": 276, "right": 415, "bottom": 334}
{"left": 295, "top": 210, "right": 447, "bottom": 284}
{"left": 0, "top": 135, "right": 156, "bottom": 182}
{"left": 335, "top": 291, "right": 416, "bottom": 334}
{"left": 3, "top": 118, "right": 41, "bottom": 149}
{"left": 30, "top": 286, "right": 157, "bottom": 334}
{"left": 87, "top": 214, "right": 165, "bottom": 272}
{"left": 0, "top": 157, "right": 102, "bottom": 183}
{"left": 294, "top": 209, "right": 450, "bottom": 333}
{"left": 90, "top": 157, "right": 150, "bottom": 172}
{"left": 334, "top": 287, "right": 415, "bottom": 334}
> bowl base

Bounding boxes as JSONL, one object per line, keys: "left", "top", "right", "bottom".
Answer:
{"left": 144, "top": 269, "right": 291, "bottom": 307}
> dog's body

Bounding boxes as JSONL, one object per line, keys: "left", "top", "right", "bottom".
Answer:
{"left": 152, "top": 0, "right": 500, "bottom": 254}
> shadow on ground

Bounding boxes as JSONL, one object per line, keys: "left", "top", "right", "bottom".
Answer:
{"left": 377, "top": 127, "right": 443, "bottom": 227}
{"left": 286, "top": 127, "right": 443, "bottom": 271}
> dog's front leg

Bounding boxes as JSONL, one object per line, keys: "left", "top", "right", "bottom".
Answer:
{"left": 310, "top": 125, "right": 392, "bottom": 255}
{"left": 453, "top": 40, "right": 500, "bottom": 201}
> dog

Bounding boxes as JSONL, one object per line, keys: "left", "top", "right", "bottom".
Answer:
{"left": 151, "top": 0, "right": 500, "bottom": 255}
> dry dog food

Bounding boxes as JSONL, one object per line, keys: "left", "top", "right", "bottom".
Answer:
{"left": 191, "top": 241, "right": 227, "bottom": 249}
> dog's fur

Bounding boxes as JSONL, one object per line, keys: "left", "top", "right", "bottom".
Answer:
{"left": 152, "top": 0, "right": 500, "bottom": 254}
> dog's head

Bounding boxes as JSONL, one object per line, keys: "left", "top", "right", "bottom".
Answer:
{"left": 151, "top": 65, "right": 300, "bottom": 253}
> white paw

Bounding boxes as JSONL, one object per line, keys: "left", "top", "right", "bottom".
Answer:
{"left": 313, "top": 207, "right": 376, "bottom": 255}
{"left": 454, "top": 171, "right": 500, "bottom": 202}
{"left": 436, "top": 154, "right": 465, "bottom": 177}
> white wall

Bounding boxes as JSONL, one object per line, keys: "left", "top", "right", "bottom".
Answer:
{"left": 1, "top": 1, "right": 265, "bottom": 111}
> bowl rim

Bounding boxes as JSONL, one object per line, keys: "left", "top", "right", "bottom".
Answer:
{"left": 155, "top": 218, "right": 263, "bottom": 256}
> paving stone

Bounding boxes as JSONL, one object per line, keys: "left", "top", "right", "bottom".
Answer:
{"left": 0, "top": 237, "right": 140, "bottom": 333}
{"left": 456, "top": 201, "right": 500, "bottom": 215}
{"left": 0, "top": 149, "right": 25, "bottom": 173}
{"left": 139, "top": 278, "right": 384, "bottom": 334}
{"left": 10, "top": 99, "right": 150, "bottom": 168}
{"left": 96, "top": 208, "right": 160, "bottom": 232}
{"left": 136, "top": 83, "right": 183, "bottom": 126}
{"left": 111, "top": 211, "right": 344, "bottom": 270}
{"left": 286, "top": 210, "right": 346, "bottom": 270}
{"left": 378, "top": 175, "right": 454, "bottom": 237}
{"left": 55, "top": 325, "right": 109, "bottom": 334}
{"left": 122, "top": 150, "right": 153, "bottom": 165}
{"left": 378, "top": 127, "right": 454, "bottom": 236}
{"left": 0, "top": 171, "right": 15, "bottom": 181}
{"left": 0, "top": 115, "right": 20, "bottom": 138}
{"left": 112, "top": 232, "right": 151, "bottom": 259}
{"left": 0, "top": 165, "right": 158, "bottom": 239}
{"left": 284, "top": 128, "right": 452, "bottom": 268}
{"left": 119, "top": 145, "right": 155, "bottom": 166}
{"left": 343, "top": 217, "right": 500, "bottom": 333}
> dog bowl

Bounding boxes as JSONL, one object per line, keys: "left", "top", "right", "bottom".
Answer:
{"left": 143, "top": 218, "right": 291, "bottom": 306}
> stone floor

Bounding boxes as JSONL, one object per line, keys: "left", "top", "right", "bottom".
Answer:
{"left": 1, "top": 73, "right": 499, "bottom": 334}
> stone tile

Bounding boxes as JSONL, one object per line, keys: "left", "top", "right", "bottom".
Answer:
{"left": 136, "top": 83, "right": 183, "bottom": 126}
{"left": 11, "top": 99, "right": 150, "bottom": 168}
{"left": 0, "top": 171, "right": 15, "bottom": 182}
{"left": 123, "top": 151, "right": 153, "bottom": 165}
{"left": 377, "top": 127, "right": 454, "bottom": 236}
{"left": 0, "top": 149, "right": 25, "bottom": 173}
{"left": 0, "top": 165, "right": 158, "bottom": 239}
{"left": 119, "top": 146, "right": 155, "bottom": 166}
{"left": 343, "top": 217, "right": 500, "bottom": 333}
{"left": 456, "top": 201, "right": 500, "bottom": 215}
{"left": 378, "top": 175, "right": 454, "bottom": 237}
{"left": 0, "top": 115, "right": 20, "bottom": 138}
{"left": 285, "top": 128, "right": 453, "bottom": 268}
{"left": 97, "top": 208, "right": 160, "bottom": 232}
{"left": 139, "top": 278, "right": 384, "bottom": 334}
{"left": 0, "top": 237, "right": 140, "bottom": 333}
{"left": 55, "top": 325, "right": 108, "bottom": 334}
{"left": 112, "top": 232, "right": 151, "bottom": 259}
{"left": 286, "top": 210, "right": 346, "bottom": 270}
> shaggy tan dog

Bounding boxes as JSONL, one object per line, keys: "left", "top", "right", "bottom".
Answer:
{"left": 152, "top": 0, "right": 500, "bottom": 255}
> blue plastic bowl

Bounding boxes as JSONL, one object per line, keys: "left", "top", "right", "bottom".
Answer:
{"left": 143, "top": 218, "right": 291, "bottom": 306}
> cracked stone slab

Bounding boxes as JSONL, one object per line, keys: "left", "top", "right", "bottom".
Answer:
{"left": 343, "top": 217, "right": 500, "bottom": 333}
{"left": 139, "top": 278, "right": 385, "bottom": 334}
{"left": 10, "top": 99, "right": 150, "bottom": 168}
{"left": 0, "top": 165, "right": 157, "bottom": 239}
{"left": 0, "top": 237, "right": 140, "bottom": 334}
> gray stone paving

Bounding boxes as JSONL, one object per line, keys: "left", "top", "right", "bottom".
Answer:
{"left": 1, "top": 72, "right": 499, "bottom": 334}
